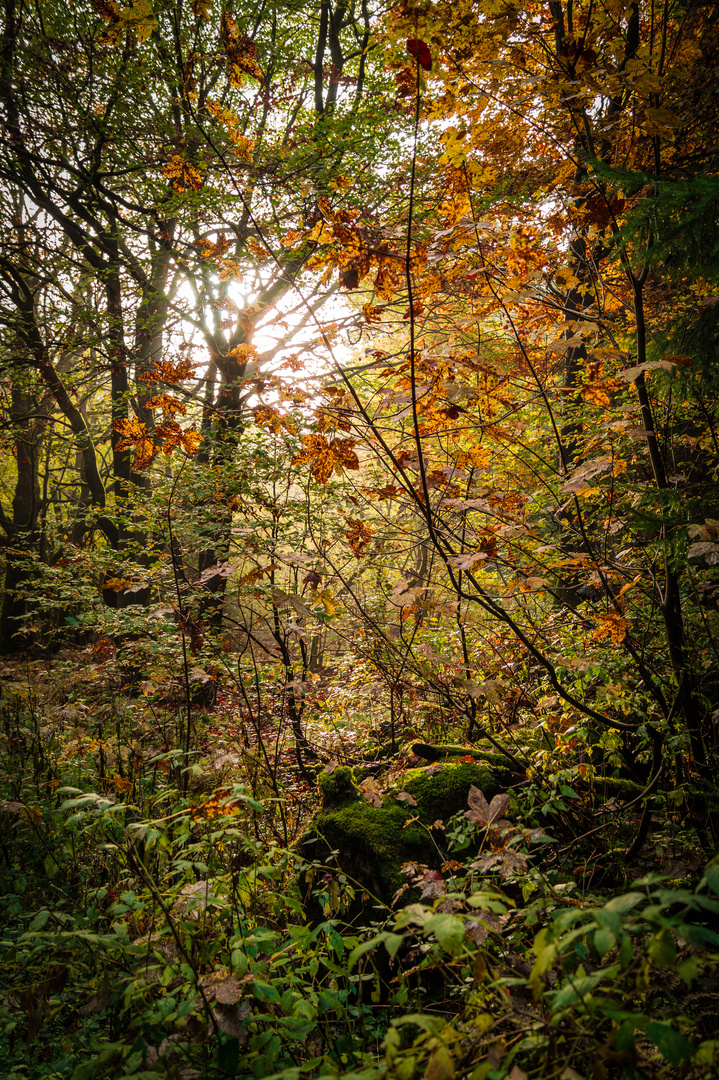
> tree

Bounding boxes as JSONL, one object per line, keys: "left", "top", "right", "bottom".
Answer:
{"left": 0, "top": 0, "right": 402, "bottom": 645}
{"left": 285, "top": 0, "right": 719, "bottom": 848}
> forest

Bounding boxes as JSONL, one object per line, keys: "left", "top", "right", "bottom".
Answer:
{"left": 1, "top": 0, "right": 719, "bottom": 1076}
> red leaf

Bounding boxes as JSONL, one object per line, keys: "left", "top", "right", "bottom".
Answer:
{"left": 407, "top": 38, "right": 432, "bottom": 72}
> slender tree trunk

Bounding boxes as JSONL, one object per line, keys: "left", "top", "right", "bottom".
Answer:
{"left": 0, "top": 378, "right": 42, "bottom": 652}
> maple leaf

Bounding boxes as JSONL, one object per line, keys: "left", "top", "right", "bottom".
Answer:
{"left": 180, "top": 428, "right": 202, "bottom": 456}
{"left": 362, "top": 301, "right": 384, "bottom": 323}
{"left": 359, "top": 778, "right": 383, "bottom": 807}
{"left": 196, "top": 233, "right": 233, "bottom": 262}
{"left": 345, "top": 519, "right": 373, "bottom": 557}
{"left": 470, "top": 850, "right": 528, "bottom": 879}
{"left": 447, "top": 551, "right": 487, "bottom": 571}
{"left": 178, "top": 613, "right": 204, "bottom": 655}
{"left": 191, "top": 0, "right": 212, "bottom": 21}
{"left": 221, "top": 12, "right": 263, "bottom": 84}
{"left": 200, "top": 971, "right": 242, "bottom": 1005}
{"left": 93, "top": 0, "right": 157, "bottom": 44}
{"left": 314, "top": 407, "right": 351, "bottom": 433}
{"left": 162, "top": 156, "right": 204, "bottom": 194}
{"left": 465, "top": 785, "right": 511, "bottom": 827}
{"left": 407, "top": 38, "right": 432, "bottom": 72}
{"left": 581, "top": 385, "right": 611, "bottom": 408}
{"left": 339, "top": 266, "right": 357, "bottom": 289}
{"left": 419, "top": 870, "right": 446, "bottom": 900}
{"left": 253, "top": 405, "right": 283, "bottom": 434}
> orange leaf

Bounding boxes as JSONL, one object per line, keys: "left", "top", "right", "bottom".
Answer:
{"left": 162, "top": 156, "right": 203, "bottom": 193}
{"left": 345, "top": 519, "right": 373, "bottom": 557}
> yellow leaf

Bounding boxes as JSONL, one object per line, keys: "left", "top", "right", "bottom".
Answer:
{"left": 425, "top": 1043, "right": 455, "bottom": 1080}
{"left": 581, "top": 385, "right": 611, "bottom": 408}
{"left": 593, "top": 612, "right": 630, "bottom": 644}
{"left": 162, "top": 156, "right": 204, "bottom": 194}
{"left": 344, "top": 519, "right": 373, "bottom": 558}
{"left": 316, "top": 589, "right": 336, "bottom": 616}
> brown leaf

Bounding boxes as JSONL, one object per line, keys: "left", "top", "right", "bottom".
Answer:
{"left": 465, "top": 919, "right": 488, "bottom": 946}
{"left": 359, "top": 778, "right": 383, "bottom": 807}
{"left": 419, "top": 870, "right": 446, "bottom": 900}
{"left": 201, "top": 972, "right": 242, "bottom": 1005}
{"left": 466, "top": 784, "right": 490, "bottom": 822}
{"left": 291, "top": 434, "right": 359, "bottom": 484}
{"left": 395, "top": 791, "right": 418, "bottom": 807}
{"left": 77, "top": 981, "right": 113, "bottom": 1017}
{"left": 466, "top": 786, "right": 511, "bottom": 826}
{"left": 212, "top": 1001, "right": 250, "bottom": 1041}
{"left": 345, "top": 519, "right": 373, "bottom": 558}
{"left": 340, "top": 265, "right": 359, "bottom": 289}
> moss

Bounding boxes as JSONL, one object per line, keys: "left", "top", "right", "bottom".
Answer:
{"left": 411, "top": 742, "right": 518, "bottom": 771}
{"left": 307, "top": 800, "right": 431, "bottom": 900}
{"left": 402, "top": 761, "right": 516, "bottom": 823}
{"left": 318, "top": 766, "right": 357, "bottom": 807}
{"left": 301, "top": 760, "right": 521, "bottom": 904}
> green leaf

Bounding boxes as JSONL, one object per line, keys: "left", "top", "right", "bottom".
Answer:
{"left": 550, "top": 964, "right": 620, "bottom": 1012}
{"left": 678, "top": 955, "right": 701, "bottom": 987}
{"left": 232, "top": 949, "right": 248, "bottom": 977}
{"left": 616, "top": 1020, "right": 635, "bottom": 1054}
{"left": 593, "top": 927, "right": 616, "bottom": 958}
{"left": 29, "top": 909, "right": 50, "bottom": 932}
{"left": 618, "top": 933, "right": 633, "bottom": 966}
{"left": 253, "top": 981, "right": 281, "bottom": 1004}
{"left": 604, "top": 892, "right": 644, "bottom": 914}
{"left": 648, "top": 928, "right": 676, "bottom": 967}
{"left": 347, "top": 934, "right": 387, "bottom": 971}
{"left": 218, "top": 1033, "right": 240, "bottom": 1075}
{"left": 646, "top": 1022, "right": 693, "bottom": 1066}
{"left": 383, "top": 933, "right": 404, "bottom": 959}
{"left": 703, "top": 863, "right": 719, "bottom": 895}
{"left": 424, "top": 913, "right": 465, "bottom": 956}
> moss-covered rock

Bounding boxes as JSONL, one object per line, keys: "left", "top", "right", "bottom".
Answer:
{"left": 304, "top": 799, "right": 431, "bottom": 901}
{"left": 318, "top": 766, "right": 357, "bottom": 807}
{"left": 402, "top": 761, "right": 518, "bottom": 823}
{"left": 300, "top": 760, "right": 520, "bottom": 904}
{"left": 410, "top": 743, "right": 515, "bottom": 771}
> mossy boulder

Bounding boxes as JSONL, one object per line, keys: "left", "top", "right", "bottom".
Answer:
{"left": 410, "top": 743, "right": 516, "bottom": 771}
{"left": 300, "top": 759, "right": 520, "bottom": 904}
{"left": 401, "top": 761, "right": 519, "bottom": 823}
{"left": 318, "top": 766, "right": 358, "bottom": 807}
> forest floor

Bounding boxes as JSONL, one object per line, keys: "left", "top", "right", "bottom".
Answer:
{"left": 2, "top": 651, "right": 719, "bottom": 1080}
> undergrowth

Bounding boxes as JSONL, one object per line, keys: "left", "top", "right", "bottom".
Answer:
{"left": 2, "top": 670, "right": 719, "bottom": 1080}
